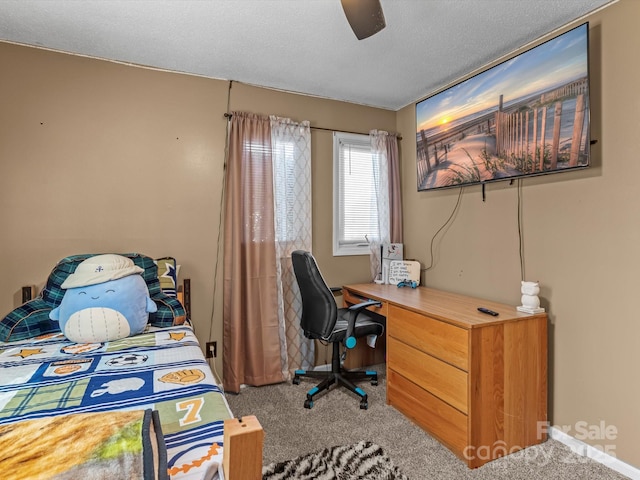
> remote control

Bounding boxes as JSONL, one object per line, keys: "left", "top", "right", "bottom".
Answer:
{"left": 477, "top": 307, "right": 499, "bottom": 316}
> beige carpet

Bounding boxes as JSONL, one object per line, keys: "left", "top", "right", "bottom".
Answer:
{"left": 226, "top": 367, "right": 627, "bottom": 479}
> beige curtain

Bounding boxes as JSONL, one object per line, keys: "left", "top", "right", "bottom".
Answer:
{"left": 222, "top": 112, "right": 286, "bottom": 393}
{"left": 386, "top": 134, "right": 403, "bottom": 243}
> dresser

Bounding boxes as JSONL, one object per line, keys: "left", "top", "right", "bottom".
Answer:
{"left": 342, "top": 283, "right": 548, "bottom": 468}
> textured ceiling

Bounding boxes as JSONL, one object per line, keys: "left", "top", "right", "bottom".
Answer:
{"left": 0, "top": 0, "right": 616, "bottom": 110}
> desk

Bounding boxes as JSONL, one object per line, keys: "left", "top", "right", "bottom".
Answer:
{"left": 342, "top": 283, "right": 548, "bottom": 468}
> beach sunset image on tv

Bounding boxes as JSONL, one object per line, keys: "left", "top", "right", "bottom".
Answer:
{"left": 416, "top": 23, "right": 590, "bottom": 191}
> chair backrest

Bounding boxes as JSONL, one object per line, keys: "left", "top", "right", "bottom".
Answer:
{"left": 291, "top": 250, "right": 337, "bottom": 340}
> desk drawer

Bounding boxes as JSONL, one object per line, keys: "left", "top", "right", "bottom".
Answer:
{"left": 388, "top": 336, "right": 468, "bottom": 414}
{"left": 387, "top": 369, "right": 468, "bottom": 458}
{"left": 388, "top": 305, "right": 469, "bottom": 371}
{"left": 342, "top": 289, "right": 388, "bottom": 317}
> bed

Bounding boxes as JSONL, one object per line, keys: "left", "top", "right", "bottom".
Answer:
{"left": 0, "top": 253, "right": 262, "bottom": 480}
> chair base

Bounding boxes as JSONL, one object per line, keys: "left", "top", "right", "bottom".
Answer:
{"left": 292, "top": 342, "right": 378, "bottom": 409}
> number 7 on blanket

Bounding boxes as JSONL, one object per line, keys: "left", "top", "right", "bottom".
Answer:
{"left": 176, "top": 397, "right": 204, "bottom": 427}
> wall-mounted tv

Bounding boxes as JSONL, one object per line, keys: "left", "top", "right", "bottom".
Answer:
{"left": 416, "top": 23, "right": 590, "bottom": 192}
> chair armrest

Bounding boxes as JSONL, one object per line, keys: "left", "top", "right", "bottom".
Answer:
{"left": 348, "top": 300, "right": 382, "bottom": 311}
{"left": 344, "top": 300, "right": 382, "bottom": 348}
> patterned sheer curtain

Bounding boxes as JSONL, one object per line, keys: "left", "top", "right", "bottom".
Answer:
{"left": 368, "top": 130, "right": 403, "bottom": 280}
{"left": 222, "top": 112, "right": 312, "bottom": 393}
{"left": 270, "top": 116, "right": 314, "bottom": 378}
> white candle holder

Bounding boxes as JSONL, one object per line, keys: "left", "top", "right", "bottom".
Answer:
{"left": 516, "top": 281, "right": 545, "bottom": 314}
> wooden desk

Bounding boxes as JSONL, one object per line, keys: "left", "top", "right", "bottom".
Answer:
{"left": 342, "top": 283, "right": 548, "bottom": 468}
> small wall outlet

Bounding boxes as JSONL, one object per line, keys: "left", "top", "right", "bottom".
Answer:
{"left": 22, "top": 285, "right": 35, "bottom": 303}
{"left": 205, "top": 341, "right": 217, "bottom": 358}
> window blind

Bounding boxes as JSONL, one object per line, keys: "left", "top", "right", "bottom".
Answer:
{"left": 337, "top": 136, "right": 379, "bottom": 248}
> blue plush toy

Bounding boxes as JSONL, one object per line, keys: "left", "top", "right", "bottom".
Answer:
{"left": 50, "top": 254, "right": 157, "bottom": 343}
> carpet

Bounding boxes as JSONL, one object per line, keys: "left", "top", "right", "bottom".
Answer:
{"left": 262, "top": 440, "right": 409, "bottom": 480}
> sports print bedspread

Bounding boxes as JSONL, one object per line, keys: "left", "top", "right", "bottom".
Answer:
{"left": 0, "top": 325, "right": 232, "bottom": 480}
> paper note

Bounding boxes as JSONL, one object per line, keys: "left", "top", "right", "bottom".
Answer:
{"left": 388, "top": 260, "right": 421, "bottom": 286}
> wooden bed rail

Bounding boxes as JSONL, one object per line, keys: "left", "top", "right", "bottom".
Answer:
{"left": 223, "top": 416, "right": 264, "bottom": 479}
{"left": 177, "top": 278, "right": 191, "bottom": 319}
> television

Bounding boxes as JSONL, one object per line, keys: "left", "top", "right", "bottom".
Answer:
{"left": 416, "top": 23, "right": 590, "bottom": 191}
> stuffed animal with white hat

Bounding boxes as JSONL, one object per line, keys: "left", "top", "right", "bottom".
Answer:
{"left": 49, "top": 254, "right": 158, "bottom": 343}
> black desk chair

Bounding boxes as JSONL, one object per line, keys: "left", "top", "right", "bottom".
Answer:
{"left": 291, "top": 250, "right": 384, "bottom": 409}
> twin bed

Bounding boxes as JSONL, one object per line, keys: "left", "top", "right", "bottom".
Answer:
{"left": 0, "top": 253, "right": 263, "bottom": 480}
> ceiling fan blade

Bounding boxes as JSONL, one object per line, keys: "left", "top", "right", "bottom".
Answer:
{"left": 340, "top": 0, "right": 386, "bottom": 40}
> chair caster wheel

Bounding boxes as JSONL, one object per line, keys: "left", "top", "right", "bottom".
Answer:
{"left": 304, "top": 399, "right": 313, "bottom": 409}
{"left": 293, "top": 376, "right": 300, "bottom": 385}
{"left": 360, "top": 400, "right": 368, "bottom": 410}
{"left": 371, "top": 379, "right": 378, "bottom": 386}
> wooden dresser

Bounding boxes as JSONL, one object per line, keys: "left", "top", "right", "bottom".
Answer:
{"left": 342, "top": 283, "right": 548, "bottom": 468}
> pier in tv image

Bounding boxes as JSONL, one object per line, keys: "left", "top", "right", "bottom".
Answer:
{"left": 416, "top": 23, "right": 590, "bottom": 191}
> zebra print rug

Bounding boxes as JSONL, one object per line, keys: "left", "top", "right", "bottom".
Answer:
{"left": 262, "top": 440, "right": 409, "bottom": 480}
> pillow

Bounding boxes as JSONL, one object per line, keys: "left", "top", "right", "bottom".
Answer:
{"left": 0, "top": 299, "right": 59, "bottom": 343}
{"left": 49, "top": 254, "right": 158, "bottom": 343}
{"left": 0, "top": 253, "right": 186, "bottom": 343}
{"left": 155, "top": 257, "right": 177, "bottom": 297}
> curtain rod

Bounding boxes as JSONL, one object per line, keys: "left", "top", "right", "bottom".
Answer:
{"left": 223, "top": 113, "right": 402, "bottom": 140}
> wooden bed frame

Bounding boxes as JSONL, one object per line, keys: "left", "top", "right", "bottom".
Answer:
{"left": 223, "top": 416, "right": 264, "bottom": 479}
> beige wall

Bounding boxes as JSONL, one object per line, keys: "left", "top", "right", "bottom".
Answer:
{"left": 0, "top": 41, "right": 394, "bottom": 376}
{"left": 397, "top": 0, "right": 639, "bottom": 468}
{"left": 2, "top": 0, "right": 638, "bottom": 470}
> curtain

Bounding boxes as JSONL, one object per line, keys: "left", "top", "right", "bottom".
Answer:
{"left": 222, "top": 112, "right": 285, "bottom": 393}
{"left": 222, "top": 112, "right": 312, "bottom": 393}
{"left": 386, "top": 134, "right": 403, "bottom": 243}
{"left": 270, "top": 116, "right": 314, "bottom": 377}
{"left": 369, "top": 130, "right": 403, "bottom": 281}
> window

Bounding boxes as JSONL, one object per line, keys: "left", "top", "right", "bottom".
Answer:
{"left": 272, "top": 139, "right": 297, "bottom": 243}
{"left": 333, "top": 132, "right": 379, "bottom": 256}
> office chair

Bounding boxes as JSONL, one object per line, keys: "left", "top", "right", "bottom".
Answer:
{"left": 291, "top": 250, "right": 384, "bottom": 409}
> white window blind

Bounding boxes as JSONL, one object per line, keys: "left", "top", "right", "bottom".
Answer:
{"left": 333, "top": 132, "right": 379, "bottom": 256}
